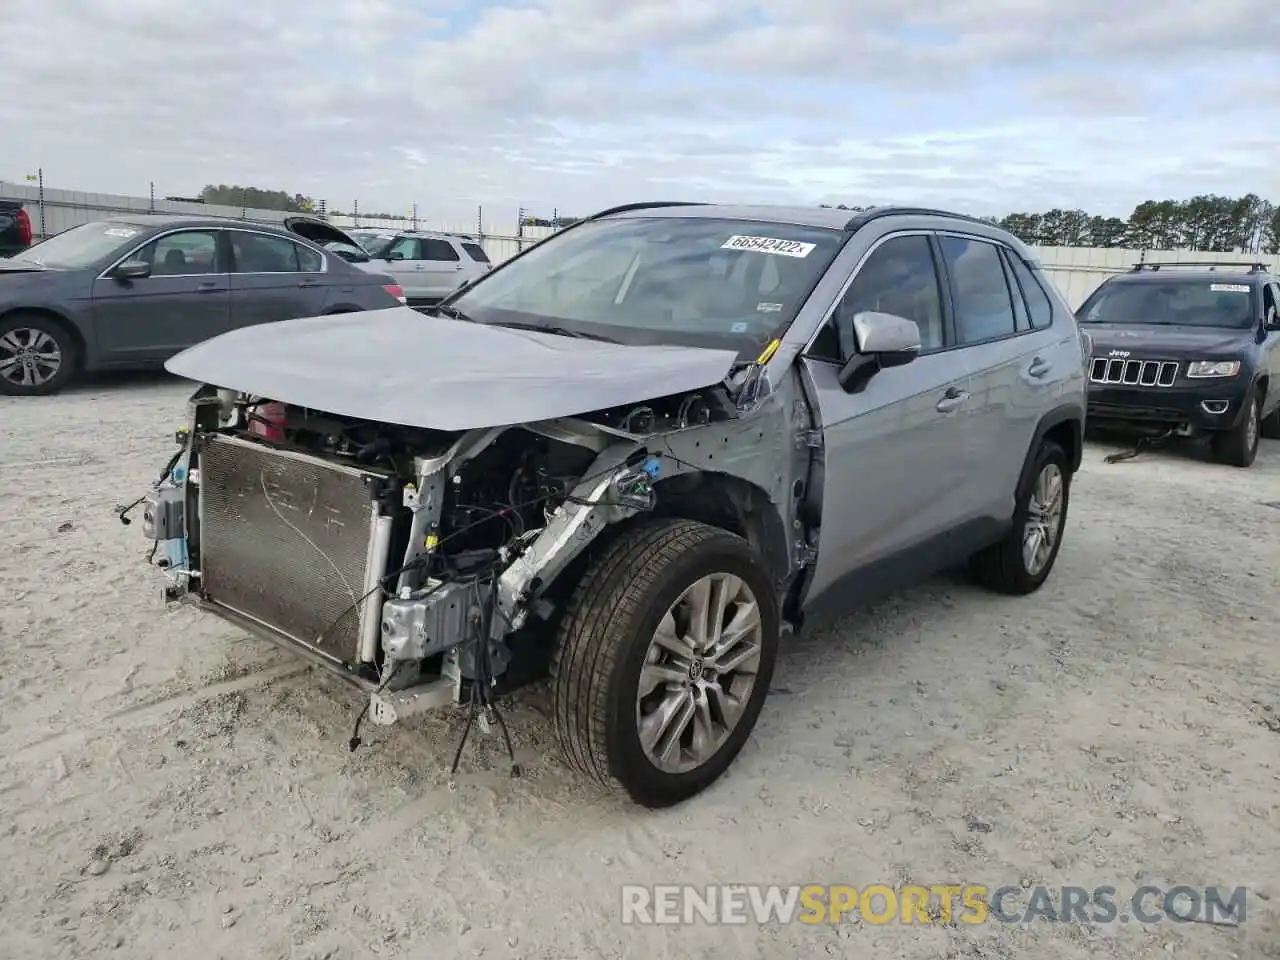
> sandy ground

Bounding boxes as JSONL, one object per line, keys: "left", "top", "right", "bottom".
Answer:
{"left": 1, "top": 372, "right": 1278, "bottom": 960}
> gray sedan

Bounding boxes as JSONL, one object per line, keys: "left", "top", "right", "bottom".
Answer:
{"left": 0, "top": 214, "right": 405, "bottom": 395}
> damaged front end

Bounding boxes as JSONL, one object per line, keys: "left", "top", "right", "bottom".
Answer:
{"left": 139, "top": 379, "right": 782, "bottom": 737}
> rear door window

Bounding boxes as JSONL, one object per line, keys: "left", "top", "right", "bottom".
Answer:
{"left": 295, "top": 243, "right": 323, "bottom": 273}
{"left": 461, "top": 242, "right": 490, "bottom": 264}
{"left": 939, "top": 236, "right": 1018, "bottom": 345}
{"left": 229, "top": 232, "right": 303, "bottom": 273}
{"left": 421, "top": 238, "right": 460, "bottom": 263}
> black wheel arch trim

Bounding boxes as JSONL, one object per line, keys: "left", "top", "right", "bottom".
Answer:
{"left": 1023, "top": 403, "right": 1084, "bottom": 482}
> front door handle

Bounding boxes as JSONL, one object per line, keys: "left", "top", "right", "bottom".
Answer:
{"left": 1027, "top": 356, "right": 1051, "bottom": 379}
{"left": 195, "top": 281, "right": 220, "bottom": 294}
{"left": 936, "top": 386, "right": 970, "bottom": 413}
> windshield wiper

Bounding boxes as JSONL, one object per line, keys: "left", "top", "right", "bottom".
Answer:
{"left": 487, "top": 320, "right": 620, "bottom": 343}
{"left": 430, "top": 303, "right": 475, "bottom": 323}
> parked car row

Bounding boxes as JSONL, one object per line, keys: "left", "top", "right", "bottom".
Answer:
{"left": 0, "top": 214, "right": 405, "bottom": 395}
{"left": 346, "top": 227, "right": 493, "bottom": 306}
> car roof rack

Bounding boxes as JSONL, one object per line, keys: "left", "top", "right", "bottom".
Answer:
{"left": 843, "top": 206, "right": 994, "bottom": 232}
{"left": 1130, "top": 260, "right": 1267, "bottom": 273}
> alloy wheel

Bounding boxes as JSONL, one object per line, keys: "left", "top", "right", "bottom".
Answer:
{"left": 0, "top": 327, "right": 63, "bottom": 388}
{"left": 1023, "top": 463, "right": 1064, "bottom": 577}
{"left": 636, "top": 573, "right": 764, "bottom": 775}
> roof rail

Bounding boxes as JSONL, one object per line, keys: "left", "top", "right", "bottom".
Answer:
{"left": 1131, "top": 260, "right": 1267, "bottom": 273}
{"left": 843, "top": 205, "right": 994, "bottom": 232}
{"left": 585, "top": 201, "right": 709, "bottom": 222}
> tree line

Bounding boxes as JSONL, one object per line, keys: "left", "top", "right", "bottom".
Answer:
{"left": 199, "top": 184, "right": 316, "bottom": 213}
{"left": 821, "top": 194, "right": 1280, "bottom": 253}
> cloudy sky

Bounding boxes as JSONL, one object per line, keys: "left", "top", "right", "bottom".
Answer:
{"left": 4, "top": 0, "right": 1278, "bottom": 227}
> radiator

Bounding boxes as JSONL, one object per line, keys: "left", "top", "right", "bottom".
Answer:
{"left": 197, "top": 434, "right": 390, "bottom": 666}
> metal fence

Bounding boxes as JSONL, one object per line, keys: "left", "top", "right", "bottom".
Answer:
{"left": 0, "top": 178, "right": 557, "bottom": 261}
{"left": 4, "top": 178, "right": 1278, "bottom": 308}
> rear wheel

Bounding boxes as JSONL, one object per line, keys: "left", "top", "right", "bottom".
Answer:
{"left": 0, "top": 312, "right": 79, "bottom": 396}
{"left": 1211, "top": 389, "right": 1261, "bottom": 467}
{"left": 970, "top": 439, "right": 1070, "bottom": 595}
{"left": 550, "top": 518, "right": 779, "bottom": 808}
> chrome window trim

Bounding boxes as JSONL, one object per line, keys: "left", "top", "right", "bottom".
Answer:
{"left": 95, "top": 224, "right": 333, "bottom": 280}
{"left": 95, "top": 226, "right": 228, "bottom": 281}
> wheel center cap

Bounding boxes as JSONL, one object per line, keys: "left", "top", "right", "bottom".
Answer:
{"left": 688, "top": 658, "right": 704, "bottom": 681}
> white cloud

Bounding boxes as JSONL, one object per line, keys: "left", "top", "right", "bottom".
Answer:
{"left": 2, "top": 0, "right": 1277, "bottom": 226}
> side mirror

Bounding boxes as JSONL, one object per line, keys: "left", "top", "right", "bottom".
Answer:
{"left": 113, "top": 259, "right": 151, "bottom": 281}
{"left": 386, "top": 252, "right": 404, "bottom": 261}
{"left": 835, "top": 310, "right": 921, "bottom": 393}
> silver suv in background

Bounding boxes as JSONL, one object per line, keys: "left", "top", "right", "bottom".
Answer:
{"left": 140, "top": 203, "right": 1087, "bottom": 807}
{"left": 349, "top": 229, "right": 492, "bottom": 306}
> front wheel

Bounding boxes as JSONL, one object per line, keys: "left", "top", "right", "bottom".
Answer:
{"left": 970, "top": 439, "right": 1071, "bottom": 595}
{"left": 550, "top": 518, "right": 779, "bottom": 808}
{"left": 0, "top": 312, "right": 79, "bottom": 396}
{"left": 1211, "top": 389, "right": 1261, "bottom": 468}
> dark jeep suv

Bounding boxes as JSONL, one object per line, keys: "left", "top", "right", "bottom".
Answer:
{"left": 1078, "top": 261, "right": 1280, "bottom": 467}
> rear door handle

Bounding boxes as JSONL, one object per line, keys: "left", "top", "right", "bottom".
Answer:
{"left": 196, "top": 281, "right": 220, "bottom": 293}
{"left": 936, "top": 386, "right": 970, "bottom": 413}
{"left": 298, "top": 279, "right": 320, "bottom": 288}
{"left": 1027, "top": 356, "right": 1051, "bottom": 379}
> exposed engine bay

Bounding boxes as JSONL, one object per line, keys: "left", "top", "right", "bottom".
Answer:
{"left": 135, "top": 376, "right": 804, "bottom": 773}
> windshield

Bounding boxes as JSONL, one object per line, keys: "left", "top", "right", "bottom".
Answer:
{"left": 12, "top": 221, "right": 145, "bottom": 269}
{"left": 324, "top": 241, "right": 370, "bottom": 263}
{"left": 1078, "top": 278, "right": 1257, "bottom": 329}
{"left": 351, "top": 232, "right": 395, "bottom": 256}
{"left": 447, "top": 216, "right": 847, "bottom": 355}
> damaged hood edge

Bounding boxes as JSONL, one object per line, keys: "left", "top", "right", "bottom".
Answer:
{"left": 165, "top": 306, "right": 742, "bottom": 431}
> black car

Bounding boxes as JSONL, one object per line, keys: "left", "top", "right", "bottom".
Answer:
{"left": 0, "top": 214, "right": 405, "bottom": 396}
{"left": 0, "top": 200, "right": 33, "bottom": 257}
{"left": 1078, "top": 261, "right": 1280, "bottom": 467}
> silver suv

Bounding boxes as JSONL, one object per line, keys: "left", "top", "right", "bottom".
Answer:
{"left": 348, "top": 229, "right": 491, "bottom": 305}
{"left": 138, "top": 203, "right": 1087, "bottom": 807}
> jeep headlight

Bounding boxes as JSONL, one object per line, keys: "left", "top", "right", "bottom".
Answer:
{"left": 1186, "top": 360, "right": 1240, "bottom": 378}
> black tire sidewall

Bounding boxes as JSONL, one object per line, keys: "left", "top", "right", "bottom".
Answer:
{"left": 0, "top": 313, "right": 78, "bottom": 396}
{"left": 1012, "top": 441, "right": 1071, "bottom": 589}
{"left": 604, "top": 533, "right": 779, "bottom": 806}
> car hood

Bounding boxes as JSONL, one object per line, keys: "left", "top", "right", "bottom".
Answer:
{"left": 1081, "top": 323, "right": 1254, "bottom": 357}
{"left": 164, "top": 307, "right": 741, "bottom": 431}
{"left": 0, "top": 259, "right": 55, "bottom": 274}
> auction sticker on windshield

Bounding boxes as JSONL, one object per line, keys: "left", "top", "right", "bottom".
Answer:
{"left": 1210, "top": 283, "right": 1249, "bottom": 293}
{"left": 721, "top": 235, "right": 816, "bottom": 258}
{"left": 104, "top": 228, "right": 139, "bottom": 238}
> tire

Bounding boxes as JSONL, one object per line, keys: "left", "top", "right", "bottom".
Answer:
{"left": 0, "top": 311, "right": 79, "bottom": 396}
{"left": 970, "top": 439, "right": 1071, "bottom": 595}
{"left": 550, "top": 518, "right": 779, "bottom": 808}
{"left": 1210, "top": 389, "right": 1261, "bottom": 468}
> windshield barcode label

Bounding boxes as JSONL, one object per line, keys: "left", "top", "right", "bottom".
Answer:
{"left": 1210, "top": 283, "right": 1249, "bottom": 293}
{"left": 721, "top": 235, "right": 815, "bottom": 258}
